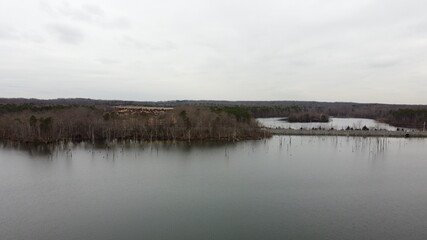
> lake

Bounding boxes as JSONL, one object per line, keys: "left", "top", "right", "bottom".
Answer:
{"left": 257, "top": 117, "right": 399, "bottom": 130}
{"left": 1, "top": 137, "right": 427, "bottom": 240}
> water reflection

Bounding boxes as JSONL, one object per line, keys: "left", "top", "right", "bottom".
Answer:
{"left": 272, "top": 135, "right": 391, "bottom": 154}
{"left": 1, "top": 136, "right": 427, "bottom": 240}
{"left": 0, "top": 139, "right": 245, "bottom": 159}
{"left": 0, "top": 141, "right": 57, "bottom": 159}
{"left": 1, "top": 136, "right": 421, "bottom": 164}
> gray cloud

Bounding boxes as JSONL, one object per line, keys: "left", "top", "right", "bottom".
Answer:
{"left": 1, "top": 0, "right": 427, "bottom": 103}
{"left": 121, "top": 35, "right": 145, "bottom": 49}
{"left": 369, "top": 60, "right": 400, "bottom": 68}
{"left": 0, "top": 26, "right": 44, "bottom": 43}
{"left": 40, "top": 1, "right": 131, "bottom": 29}
{"left": 0, "top": 27, "right": 17, "bottom": 40}
{"left": 98, "top": 58, "right": 119, "bottom": 65}
{"left": 121, "top": 35, "right": 176, "bottom": 51}
{"left": 46, "top": 24, "right": 84, "bottom": 44}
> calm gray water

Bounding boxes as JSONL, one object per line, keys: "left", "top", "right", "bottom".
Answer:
{"left": 1, "top": 137, "right": 427, "bottom": 240}
{"left": 258, "top": 117, "right": 399, "bottom": 130}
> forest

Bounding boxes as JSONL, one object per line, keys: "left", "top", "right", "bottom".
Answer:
{"left": 386, "top": 109, "right": 427, "bottom": 129}
{"left": 1, "top": 98, "right": 427, "bottom": 139}
{"left": 0, "top": 104, "right": 268, "bottom": 143}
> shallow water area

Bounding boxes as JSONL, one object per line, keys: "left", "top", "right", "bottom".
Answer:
{"left": 1, "top": 137, "right": 427, "bottom": 240}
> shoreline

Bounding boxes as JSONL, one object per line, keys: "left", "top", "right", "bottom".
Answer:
{"left": 267, "top": 128, "right": 427, "bottom": 138}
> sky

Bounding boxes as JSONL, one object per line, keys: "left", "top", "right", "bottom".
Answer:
{"left": 1, "top": 0, "right": 427, "bottom": 104}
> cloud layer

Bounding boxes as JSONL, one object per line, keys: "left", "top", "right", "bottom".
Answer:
{"left": 0, "top": 0, "right": 427, "bottom": 103}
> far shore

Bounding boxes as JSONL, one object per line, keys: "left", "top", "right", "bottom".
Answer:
{"left": 267, "top": 128, "right": 427, "bottom": 138}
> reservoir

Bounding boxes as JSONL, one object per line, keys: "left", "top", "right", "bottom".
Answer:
{"left": 258, "top": 117, "right": 399, "bottom": 130}
{"left": 1, "top": 136, "right": 427, "bottom": 240}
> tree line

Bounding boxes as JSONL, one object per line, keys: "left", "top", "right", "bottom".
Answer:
{"left": 0, "top": 105, "right": 269, "bottom": 143}
{"left": 385, "top": 109, "right": 427, "bottom": 129}
{"left": 1, "top": 98, "right": 427, "bottom": 130}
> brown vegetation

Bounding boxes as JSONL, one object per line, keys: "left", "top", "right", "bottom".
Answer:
{"left": 381, "top": 109, "right": 427, "bottom": 129}
{"left": 2, "top": 98, "right": 427, "bottom": 130}
{"left": 287, "top": 112, "right": 329, "bottom": 123}
{"left": 0, "top": 105, "right": 269, "bottom": 143}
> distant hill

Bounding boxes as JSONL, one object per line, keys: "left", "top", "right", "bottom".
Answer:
{"left": 0, "top": 97, "right": 424, "bottom": 108}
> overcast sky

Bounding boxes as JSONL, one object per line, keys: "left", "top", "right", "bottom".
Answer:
{"left": 1, "top": 0, "right": 427, "bottom": 104}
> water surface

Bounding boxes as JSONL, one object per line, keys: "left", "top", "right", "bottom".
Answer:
{"left": 258, "top": 117, "right": 398, "bottom": 130}
{"left": 1, "top": 137, "right": 427, "bottom": 240}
